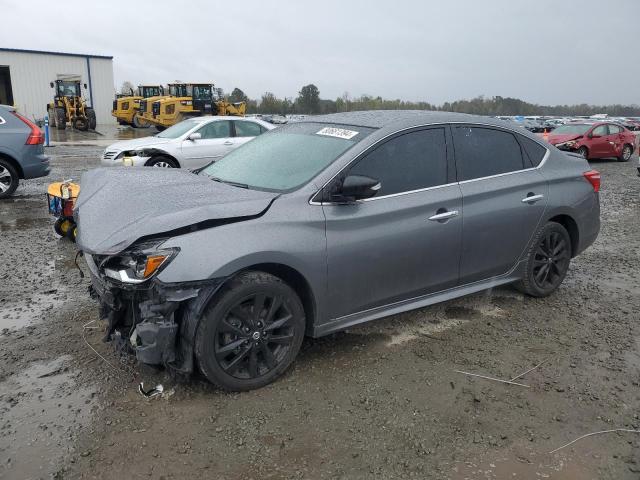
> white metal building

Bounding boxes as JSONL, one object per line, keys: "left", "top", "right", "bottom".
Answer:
{"left": 0, "top": 48, "right": 115, "bottom": 125}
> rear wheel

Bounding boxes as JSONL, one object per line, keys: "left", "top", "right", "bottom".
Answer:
{"left": 618, "top": 144, "right": 633, "bottom": 162}
{"left": 132, "top": 115, "right": 150, "bottom": 128}
{"left": 195, "top": 271, "right": 306, "bottom": 391}
{"left": 0, "top": 159, "right": 18, "bottom": 199}
{"left": 66, "top": 223, "right": 78, "bottom": 242}
{"left": 515, "top": 222, "right": 572, "bottom": 297}
{"left": 86, "top": 108, "right": 97, "bottom": 130}
{"left": 55, "top": 108, "right": 67, "bottom": 130}
{"left": 577, "top": 146, "right": 588, "bottom": 159}
{"left": 146, "top": 155, "right": 178, "bottom": 168}
{"left": 54, "top": 218, "right": 72, "bottom": 237}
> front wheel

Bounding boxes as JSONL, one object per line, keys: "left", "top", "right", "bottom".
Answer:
{"left": 86, "top": 108, "right": 97, "bottom": 130}
{"left": 146, "top": 156, "right": 177, "bottom": 168}
{"left": 577, "top": 146, "right": 589, "bottom": 160}
{"left": 195, "top": 271, "right": 306, "bottom": 391}
{"left": 618, "top": 144, "right": 633, "bottom": 162}
{"left": 515, "top": 222, "right": 572, "bottom": 297}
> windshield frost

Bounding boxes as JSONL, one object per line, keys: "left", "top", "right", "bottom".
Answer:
{"left": 200, "top": 123, "right": 374, "bottom": 192}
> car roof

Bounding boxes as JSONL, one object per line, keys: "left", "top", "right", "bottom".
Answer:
{"left": 302, "top": 110, "right": 546, "bottom": 142}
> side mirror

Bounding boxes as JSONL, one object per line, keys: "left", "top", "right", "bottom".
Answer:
{"left": 50, "top": 82, "right": 54, "bottom": 88}
{"left": 188, "top": 132, "right": 202, "bottom": 141}
{"left": 336, "top": 175, "right": 381, "bottom": 201}
{"left": 83, "top": 83, "right": 88, "bottom": 89}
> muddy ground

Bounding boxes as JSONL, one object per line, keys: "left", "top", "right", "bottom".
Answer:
{"left": 1, "top": 141, "right": 639, "bottom": 480}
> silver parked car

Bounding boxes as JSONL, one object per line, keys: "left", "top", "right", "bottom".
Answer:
{"left": 76, "top": 111, "right": 600, "bottom": 391}
{"left": 100, "top": 116, "right": 274, "bottom": 169}
{"left": 0, "top": 104, "right": 50, "bottom": 198}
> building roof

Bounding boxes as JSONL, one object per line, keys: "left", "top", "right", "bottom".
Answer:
{"left": 0, "top": 47, "right": 112, "bottom": 60}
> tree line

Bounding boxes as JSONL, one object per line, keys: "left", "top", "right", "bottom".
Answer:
{"left": 120, "top": 82, "right": 640, "bottom": 116}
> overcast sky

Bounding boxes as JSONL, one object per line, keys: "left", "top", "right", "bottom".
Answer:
{"left": 1, "top": 0, "right": 638, "bottom": 106}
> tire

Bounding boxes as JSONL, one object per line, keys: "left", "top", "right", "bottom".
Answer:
{"left": 53, "top": 218, "right": 72, "bottom": 237}
{"left": 155, "top": 125, "right": 166, "bottom": 132}
{"left": 577, "top": 146, "right": 588, "bottom": 160}
{"left": 55, "top": 108, "right": 67, "bottom": 130}
{"left": 195, "top": 271, "right": 306, "bottom": 391}
{"left": 86, "top": 108, "right": 97, "bottom": 130}
{"left": 132, "top": 115, "right": 150, "bottom": 128}
{"left": 0, "top": 159, "right": 19, "bottom": 199}
{"left": 515, "top": 222, "right": 572, "bottom": 298}
{"left": 618, "top": 144, "right": 633, "bottom": 162}
{"left": 48, "top": 108, "right": 56, "bottom": 128}
{"left": 66, "top": 223, "right": 78, "bottom": 242}
{"left": 146, "top": 155, "right": 178, "bottom": 168}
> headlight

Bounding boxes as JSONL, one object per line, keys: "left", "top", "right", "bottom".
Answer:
{"left": 101, "top": 245, "right": 179, "bottom": 284}
{"left": 556, "top": 140, "right": 577, "bottom": 148}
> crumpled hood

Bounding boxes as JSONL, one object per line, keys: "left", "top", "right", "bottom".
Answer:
{"left": 547, "top": 134, "right": 581, "bottom": 145}
{"left": 106, "top": 136, "right": 171, "bottom": 152}
{"left": 75, "top": 168, "right": 278, "bottom": 254}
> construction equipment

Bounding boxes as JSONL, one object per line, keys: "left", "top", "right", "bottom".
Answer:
{"left": 47, "top": 180, "right": 80, "bottom": 242}
{"left": 47, "top": 79, "right": 96, "bottom": 131}
{"left": 112, "top": 85, "right": 164, "bottom": 128}
{"left": 140, "top": 83, "right": 246, "bottom": 130}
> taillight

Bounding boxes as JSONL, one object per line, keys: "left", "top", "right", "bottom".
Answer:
{"left": 583, "top": 169, "right": 601, "bottom": 192}
{"left": 12, "top": 111, "right": 44, "bottom": 145}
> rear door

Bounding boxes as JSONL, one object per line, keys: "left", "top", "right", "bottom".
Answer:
{"left": 605, "top": 123, "right": 623, "bottom": 157}
{"left": 324, "top": 126, "right": 462, "bottom": 319}
{"left": 232, "top": 120, "right": 267, "bottom": 149}
{"left": 180, "top": 120, "right": 233, "bottom": 168}
{"left": 452, "top": 125, "right": 549, "bottom": 284}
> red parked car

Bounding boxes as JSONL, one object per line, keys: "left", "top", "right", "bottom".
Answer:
{"left": 546, "top": 122, "right": 636, "bottom": 162}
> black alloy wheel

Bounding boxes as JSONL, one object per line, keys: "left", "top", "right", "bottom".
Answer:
{"left": 532, "top": 229, "right": 570, "bottom": 291}
{"left": 515, "top": 222, "right": 572, "bottom": 298}
{"left": 195, "top": 271, "right": 305, "bottom": 391}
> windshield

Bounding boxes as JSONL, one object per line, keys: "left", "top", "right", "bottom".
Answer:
{"left": 192, "top": 85, "right": 212, "bottom": 100}
{"left": 142, "top": 86, "right": 161, "bottom": 97}
{"left": 552, "top": 124, "right": 592, "bottom": 135}
{"left": 169, "top": 84, "right": 187, "bottom": 97}
{"left": 199, "top": 122, "right": 375, "bottom": 192}
{"left": 155, "top": 118, "right": 203, "bottom": 138}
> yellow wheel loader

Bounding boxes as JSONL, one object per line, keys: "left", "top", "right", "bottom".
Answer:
{"left": 47, "top": 80, "right": 96, "bottom": 131}
{"left": 141, "top": 83, "right": 246, "bottom": 130}
{"left": 112, "top": 85, "right": 164, "bottom": 128}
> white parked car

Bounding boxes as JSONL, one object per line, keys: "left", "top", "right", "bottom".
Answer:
{"left": 101, "top": 116, "right": 275, "bottom": 169}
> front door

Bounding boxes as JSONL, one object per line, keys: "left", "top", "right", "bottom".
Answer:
{"left": 588, "top": 124, "right": 610, "bottom": 158}
{"left": 323, "top": 127, "right": 462, "bottom": 320}
{"left": 180, "top": 120, "right": 233, "bottom": 168}
{"left": 451, "top": 125, "right": 549, "bottom": 284}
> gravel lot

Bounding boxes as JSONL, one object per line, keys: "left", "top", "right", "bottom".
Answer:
{"left": 1, "top": 140, "right": 639, "bottom": 479}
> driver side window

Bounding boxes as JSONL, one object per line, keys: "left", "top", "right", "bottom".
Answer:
{"left": 197, "top": 121, "right": 231, "bottom": 139}
{"left": 592, "top": 125, "right": 608, "bottom": 137}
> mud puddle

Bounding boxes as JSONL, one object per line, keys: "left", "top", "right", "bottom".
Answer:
{"left": 0, "top": 356, "right": 97, "bottom": 479}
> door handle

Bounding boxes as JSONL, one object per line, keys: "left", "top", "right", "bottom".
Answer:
{"left": 224, "top": 141, "right": 233, "bottom": 146}
{"left": 521, "top": 194, "right": 544, "bottom": 204}
{"left": 428, "top": 210, "right": 459, "bottom": 221}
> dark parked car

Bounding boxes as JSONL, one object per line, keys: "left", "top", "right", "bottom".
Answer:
{"left": 0, "top": 104, "right": 50, "bottom": 198}
{"left": 547, "top": 122, "right": 636, "bottom": 161}
{"left": 76, "top": 111, "right": 601, "bottom": 391}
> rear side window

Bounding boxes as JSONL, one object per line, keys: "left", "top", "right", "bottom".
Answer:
{"left": 518, "top": 135, "right": 547, "bottom": 167}
{"left": 453, "top": 126, "right": 525, "bottom": 181}
{"left": 608, "top": 124, "right": 622, "bottom": 134}
{"left": 234, "top": 121, "right": 262, "bottom": 138}
{"left": 348, "top": 128, "right": 447, "bottom": 196}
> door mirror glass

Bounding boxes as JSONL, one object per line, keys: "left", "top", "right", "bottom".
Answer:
{"left": 337, "top": 175, "right": 381, "bottom": 201}
{"left": 188, "top": 132, "right": 202, "bottom": 141}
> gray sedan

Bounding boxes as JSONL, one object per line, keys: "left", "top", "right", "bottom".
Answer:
{"left": 76, "top": 110, "right": 600, "bottom": 391}
{"left": 0, "top": 104, "right": 50, "bottom": 198}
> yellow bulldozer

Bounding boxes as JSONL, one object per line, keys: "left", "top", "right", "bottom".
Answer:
{"left": 112, "top": 85, "right": 164, "bottom": 128}
{"left": 47, "top": 79, "right": 96, "bottom": 131}
{"left": 140, "top": 83, "right": 246, "bottom": 130}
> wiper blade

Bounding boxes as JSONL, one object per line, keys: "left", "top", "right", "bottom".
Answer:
{"left": 209, "top": 176, "right": 249, "bottom": 189}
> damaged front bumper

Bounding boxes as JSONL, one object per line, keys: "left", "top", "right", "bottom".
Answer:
{"left": 85, "top": 254, "right": 224, "bottom": 373}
